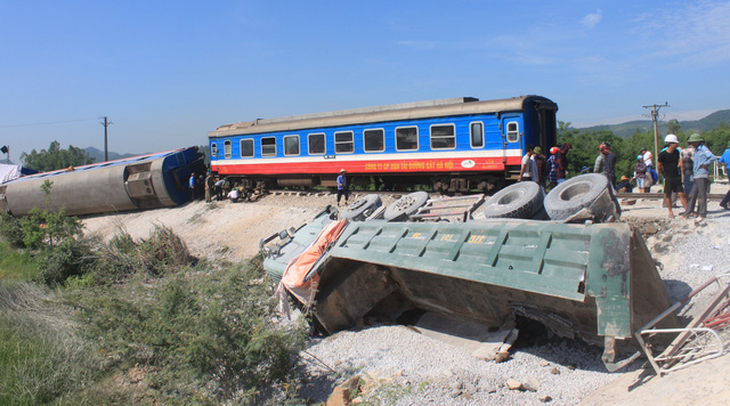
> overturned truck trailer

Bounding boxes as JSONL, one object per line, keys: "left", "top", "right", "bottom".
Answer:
{"left": 267, "top": 216, "right": 678, "bottom": 371}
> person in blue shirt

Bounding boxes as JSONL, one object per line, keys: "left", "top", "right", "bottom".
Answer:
{"left": 336, "top": 169, "right": 349, "bottom": 206}
{"left": 681, "top": 133, "right": 717, "bottom": 221}
{"left": 719, "top": 141, "right": 730, "bottom": 210}
{"left": 188, "top": 172, "right": 196, "bottom": 201}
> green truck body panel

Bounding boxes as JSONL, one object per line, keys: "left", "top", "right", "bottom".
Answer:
{"left": 263, "top": 212, "right": 677, "bottom": 363}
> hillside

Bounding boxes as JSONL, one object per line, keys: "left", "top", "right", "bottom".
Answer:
{"left": 577, "top": 109, "right": 730, "bottom": 138}
{"left": 83, "top": 146, "right": 142, "bottom": 163}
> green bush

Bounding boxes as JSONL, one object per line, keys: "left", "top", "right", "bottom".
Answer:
{"left": 0, "top": 211, "right": 25, "bottom": 249}
{"left": 91, "top": 225, "right": 196, "bottom": 285}
{"left": 73, "top": 256, "right": 308, "bottom": 403}
{"left": 34, "top": 237, "right": 95, "bottom": 287}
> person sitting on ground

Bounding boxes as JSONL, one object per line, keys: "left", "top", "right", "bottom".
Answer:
{"left": 227, "top": 187, "right": 241, "bottom": 202}
{"left": 616, "top": 175, "right": 633, "bottom": 193}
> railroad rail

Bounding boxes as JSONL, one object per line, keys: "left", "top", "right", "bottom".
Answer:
{"left": 616, "top": 193, "right": 726, "bottom": 201}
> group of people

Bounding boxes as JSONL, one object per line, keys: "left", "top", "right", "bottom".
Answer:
{"left": 519, "top": 143, "right": 573, "bottom": 190}
{"left": 600, "top": 133, "right": 729, "bottom": 221}
{"left": 188, "top": 172, "right": 249, "bottom": 203}
{"left": 522, "top": 134, "right": 730, "bottom": 222}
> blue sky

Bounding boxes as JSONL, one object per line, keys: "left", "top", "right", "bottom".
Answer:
{"left": 2, "top": 1, "right": 730, "bottom": 161}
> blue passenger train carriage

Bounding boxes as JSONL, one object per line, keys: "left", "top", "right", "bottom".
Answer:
{"left": 209, "top": 95, "right": 557, "bottom": 192}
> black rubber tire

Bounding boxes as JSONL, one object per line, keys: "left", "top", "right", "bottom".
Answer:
{"left": 544, "top": 174, "right": 609, "bottom": 220}
{"left": 339, "top": 194, "right": 382, "bottom": 221}
{"left": 384, "top": 191, "right": 430, "bottom": 221}
{"left": 482, "top": 181, "right": 543, "bottom": 219}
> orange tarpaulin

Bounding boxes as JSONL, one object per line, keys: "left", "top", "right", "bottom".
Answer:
{"left": 279, "top": 219, "right": 349, "bottom": 307}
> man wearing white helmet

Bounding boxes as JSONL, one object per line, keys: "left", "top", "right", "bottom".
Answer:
{"left": 657, "top": 134, "right": 687, "bottom": 218}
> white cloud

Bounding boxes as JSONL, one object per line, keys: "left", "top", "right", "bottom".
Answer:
{"left": 581, "top": 9, "right": 603, "bottom": 28}
{"left": 634, "top": 0, "right": 730, "bottom": 66}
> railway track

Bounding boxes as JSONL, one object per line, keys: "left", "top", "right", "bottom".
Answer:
{"left": 263, "top": 189, "right": 728, "bottom": 202}
{"left": 615, "top": 192, "right": 726, "bottom": 201}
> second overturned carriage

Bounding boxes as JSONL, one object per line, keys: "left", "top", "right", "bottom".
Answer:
{"left": 209, "top": 95, "right": 558, "bottom": 192}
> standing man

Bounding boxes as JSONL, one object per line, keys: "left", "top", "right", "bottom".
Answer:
{"left": 533, "top": 146, "right": 547, "bottom": 188}
{"left": 594, "top": 142, "right": 617, "bottom": 185}
{"left": 657, "top": 134, "right": 687, "bottom": 218}
{"left": 557, "top": 143, "right": 572, "bottom": 183}
{"left": 519, "top": 144, "right": 538, "bottom": 182}
{"left": 681, "top": 133, "right": 717, "bottom": 221}
{"left": 188, "top": 172, "right": 196, "bottom": 201}
{"left": 336, "top": 169, "right": 349, "bottom": 206}
{"left": 719, "top": 141, "right": 730, "bottom": 210}
{"left": 546, "top": 146, "right": 560, "bottom": 189}
{"left": 204, "top": 171, "right": 214, "bottom": 203}
{"left": 680, "top": 138, "right": 696, "bottom": 198}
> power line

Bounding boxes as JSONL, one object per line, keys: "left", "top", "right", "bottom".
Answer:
{"left": 0, "top": 117, "right": 98, "bottom": 129}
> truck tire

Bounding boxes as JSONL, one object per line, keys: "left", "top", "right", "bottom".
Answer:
{"left": 482, "top": 181, "right": 543, "bottom": 219}
{"left": 384, "top": 191, "right": 429, "bottom": 221}
{"left": 339, "top": 194, "right": 382, "bottom": 221}
{"left": 544, "top": 174, "right": 609, "bottom": 221}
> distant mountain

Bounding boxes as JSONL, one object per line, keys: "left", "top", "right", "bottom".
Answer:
{"left": 84, "top": 147, "right": 141, "bottom": 163}
{"left": 577, "top": 109, "right": 730, "bottom": 138}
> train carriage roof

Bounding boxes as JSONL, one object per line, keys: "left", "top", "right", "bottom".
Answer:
{"left": 209, "top": 95, "right": 557, "bottom": 138}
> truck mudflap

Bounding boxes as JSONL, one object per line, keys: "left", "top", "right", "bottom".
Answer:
{"left": 306, "top": 219, "right": 678, "bottom": 370}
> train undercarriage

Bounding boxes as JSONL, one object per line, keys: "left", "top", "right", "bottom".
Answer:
{"left": 219, "top": 167, "right": 521, "bottom": 195}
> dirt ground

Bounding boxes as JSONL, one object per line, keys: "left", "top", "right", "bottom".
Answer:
{"left": 81, "top": 186, "right": 730, "bottom": 405}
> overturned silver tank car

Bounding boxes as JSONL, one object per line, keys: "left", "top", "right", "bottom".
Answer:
{"left": 0, "top": 147, "right": 205, "bottom": 216}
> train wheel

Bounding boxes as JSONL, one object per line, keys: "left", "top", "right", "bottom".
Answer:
{"left": 339, "top": 194, "right": 382, "bottom": 221}
{"left": 384, "top": 191, "right": 429, "bottom": 221}
{"left": 482, "top": 181, "right": 543, "bottom": 219}
{"left": 544, "top": 174, "right": 609, "bottom": 221}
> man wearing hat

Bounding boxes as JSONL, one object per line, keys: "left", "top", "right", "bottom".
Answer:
{"left": 616, "top": 175, "right": 633, "bottom": 193}
{"left": 594, "top": 142, "right": 617, "bottom": 185}
{"left": 336, "top": 168, "right": 349, "bottom": 206}
{"left": 719, "top": 141, "right": 730, "bottom": 210}
{"left": 533, "top": 146, "right": 547, "bottom": 188}
{"left": 658, "top": 134, "right": 687, "bottom": 218}
{"left": 681, "top": 133, "right": 717, "bottom": 221}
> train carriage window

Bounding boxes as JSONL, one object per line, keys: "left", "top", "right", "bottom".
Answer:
{"left": 211, "top": 143, "right": 218, "bottom": 157}
{"left": 430, "top": 124, "right": 456, "bottom": 150}
{"left": 240, "top": 139, "right": 254, "bottom": 157}
{"left": 363, "top": 128, "right": 385, "bottom": 152}
{"left": 396, "top": 126, "right": 419, "bottom": 151}
{"left": 284, "top": 135, "right": 300, "bottom": 156}
{"left": 506, "top": 122, "right": 520, "bottom": 143}
{"left": 334, "top": 131, "right": 354, "bottom": 154}
{"left": 308, "top": 133, "right": 325, "bottom": 155}
{"left": 470, "top": 122, "right": 484, "bottom": 148}
{"left": 224, "top": 140, "right": 232, "bottom": 159}
{"left": 261, "top": 137, "right": 276, "bottom": 156}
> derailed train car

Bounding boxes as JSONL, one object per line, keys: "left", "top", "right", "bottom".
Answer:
{"left": 0, "top": 147, "right": 205, "bottom": 217}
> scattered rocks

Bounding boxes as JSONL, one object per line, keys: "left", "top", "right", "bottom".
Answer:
{"left": 506, "top": 379, "right": 522, "bottom": 390}
{"left": 523, "top": 376, "right": 540, "bottom": 392}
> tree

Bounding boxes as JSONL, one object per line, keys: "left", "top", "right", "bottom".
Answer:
{"left": 20, "top": 140, "right": 94, "bottom": 172}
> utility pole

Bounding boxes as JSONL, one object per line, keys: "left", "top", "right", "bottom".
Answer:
{"left": 100, "top": 116, "right": 113, "bottom": 162}
{"left": 642, "top": 103, "right": 669, "bottom": 166}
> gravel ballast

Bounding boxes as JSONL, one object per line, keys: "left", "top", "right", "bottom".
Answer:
{"left": 294, "top": 197, "right": 730, "bottom": 405}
